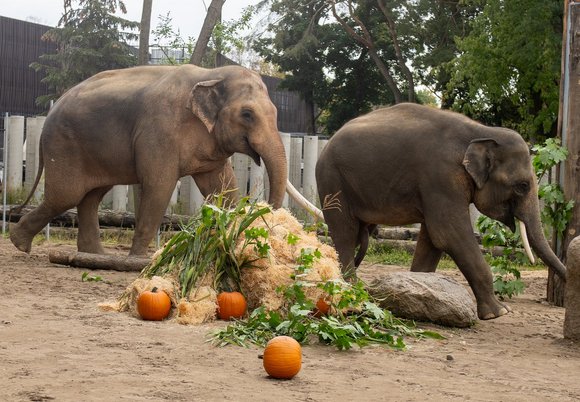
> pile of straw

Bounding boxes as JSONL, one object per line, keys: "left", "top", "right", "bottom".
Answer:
{"left": 102, "top": 207, "right": 343, "bottom": 324}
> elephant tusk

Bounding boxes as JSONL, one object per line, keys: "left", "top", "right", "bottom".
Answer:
{"left": 285, "top": 179, "right": 324, "bottom": 221}
{"left": 518, "top": 220, "right": 535, "bottom": 264}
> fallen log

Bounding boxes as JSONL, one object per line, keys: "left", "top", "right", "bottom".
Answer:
{"left": 3, "top": 205, "right": 191, "bottom": 230}
{"left": 48, "top": 250, "right": 151, "bottom": 272}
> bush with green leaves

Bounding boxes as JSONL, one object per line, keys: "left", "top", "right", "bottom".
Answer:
{"left": 212, "top": 245, "right": 442, "bottom": 351}
{"left": 142, "top": 194, "right": 271, "bottom": 297}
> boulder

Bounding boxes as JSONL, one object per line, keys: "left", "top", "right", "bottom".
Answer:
{"left": 564, "top": 236, "right": 580, "bottom": 341}
{"left": 367, "top": 272, "right": 477, "bottom": 327}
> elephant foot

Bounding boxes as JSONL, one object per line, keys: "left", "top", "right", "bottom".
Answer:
{"left": 9, "top": 223, "right": 33, "bottom": 254}
{"left": 478, "top": 300, "right": 512, "bottom": 320}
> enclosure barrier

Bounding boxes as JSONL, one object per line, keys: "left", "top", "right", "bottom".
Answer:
{"left": 0, "top": 114, "right": 327, "bottom": 218}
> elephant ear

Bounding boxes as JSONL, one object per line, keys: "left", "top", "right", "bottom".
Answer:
{"left": 462, "top": 138, "right": 498, "bottom": 189}
{"left": 188, "top": 79, "right": 224, "bottom": 133}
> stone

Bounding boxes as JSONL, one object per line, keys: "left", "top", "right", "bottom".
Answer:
{"left": 564, "top": 236, "right": 580, "bottom": 341}
{"left": 367, "top": 271, "right": 477, "bottom": 328}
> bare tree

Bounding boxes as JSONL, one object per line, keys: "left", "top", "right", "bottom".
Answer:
{"left": 189, "top": 0, "right": 226, "bottom": 65}
{"left": 138, "top": 0, "right": 153, "bottom": 65}
{"left": 328, "top": 0, "right": 416, "bottom": 104}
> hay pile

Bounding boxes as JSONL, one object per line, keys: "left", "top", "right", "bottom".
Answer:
{"left": 102, "top": 207, "right": 344, "bottom": 325}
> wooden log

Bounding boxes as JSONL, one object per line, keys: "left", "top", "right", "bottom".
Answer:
{"left": 48, "top": 250, "right": 151, "bottom": 272}
{"left": 3, "top": 205, "right": 191, "bottom": 230}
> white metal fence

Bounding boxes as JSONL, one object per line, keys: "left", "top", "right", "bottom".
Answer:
{"left": 1, "top": 114, "right": 327, "bottom": 217}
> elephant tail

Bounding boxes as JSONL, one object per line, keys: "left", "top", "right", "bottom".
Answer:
{"left": 354, "top": 224, "right": 377, "bottom": 267}
{"left": 11, "top": 141, "right": 44, "bottom": 213}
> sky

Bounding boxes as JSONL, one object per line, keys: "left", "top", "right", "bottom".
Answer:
{"left": 0, "top": 0, "right": 262, "bottom": 40}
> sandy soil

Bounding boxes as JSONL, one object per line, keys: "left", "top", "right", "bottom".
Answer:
{"left": 1, "top": 236, "right": 580, "bottom": 402}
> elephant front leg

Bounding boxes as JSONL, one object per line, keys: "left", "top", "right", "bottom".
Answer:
{"left": 411, "top": 223, "right": 443, "bottom": 272}
{"left": 425, "top": 211, "right": 510, "bottom": 320}
{"left": 130, "top": 180, "right": 177, "bottom": 256}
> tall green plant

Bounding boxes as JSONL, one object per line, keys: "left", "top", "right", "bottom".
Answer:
{"left": 532, "top": 138, "right": 574, "bottom": 244}
{"left": 142, "top": 194, "right": 271, "bottom": 298}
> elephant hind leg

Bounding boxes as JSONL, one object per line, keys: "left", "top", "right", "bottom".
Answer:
{"left": 10, "top": 201, "right": 77, "bottom": 253}
{"left": 411, "top": 223, "right": 443, "bottom": 272}
{"left": 77, "top": 186, "right": 113, "bottom": 254}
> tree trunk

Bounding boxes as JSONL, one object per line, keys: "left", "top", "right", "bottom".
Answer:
{"left": 138, "top": 0, "right": 153, "bottom": 65}
{"left": 189, "top": 0, "right": 225, "bottom": 66}
{"left": 49, "top": 250, "right": 150, "bottom": 272}
{"left": 554, "top": 1, "right": 580, "bottom": 305}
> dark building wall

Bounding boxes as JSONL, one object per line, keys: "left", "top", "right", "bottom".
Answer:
{"left": 0, "top": 16, "right": 55, "bottom": 117}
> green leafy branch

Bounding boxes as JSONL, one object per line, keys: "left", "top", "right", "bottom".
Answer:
{"left": 211, "top": 244, "right": 442, "bottom": 350}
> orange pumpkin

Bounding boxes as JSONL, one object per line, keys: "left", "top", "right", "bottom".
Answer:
{"left": 313, "top": 297, "right": 330, "bottom": 318}
{"left": 217, "top": 291, "right": 247, "bottom": 320}
{"left": 263, "top": 336, "right": 302, "bottom": 379}
{"left": 137, "top": 287, "right": 171, "bottom": 321}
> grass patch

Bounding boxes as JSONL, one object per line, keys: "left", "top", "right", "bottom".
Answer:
{"left": 365, "top": 239, "right": 544, "bottom": 272}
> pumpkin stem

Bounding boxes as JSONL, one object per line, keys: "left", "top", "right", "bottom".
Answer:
{"left": 151, "top": 286, "right": 158, "bottom": 293}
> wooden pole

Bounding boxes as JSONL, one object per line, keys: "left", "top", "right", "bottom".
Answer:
{"left": 555, "top": 1, "right": 580, "bottom": 306}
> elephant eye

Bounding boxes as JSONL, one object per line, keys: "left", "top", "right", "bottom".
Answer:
{"left": 514, "top": 181, "right": 530, "bottom": 196}
{"left": 241, "top": 108, "right": 254, "bottom": 122}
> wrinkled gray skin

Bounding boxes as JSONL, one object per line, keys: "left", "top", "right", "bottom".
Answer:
{"left": 316, "top": 103, "right": 566, "bottom": 320}
{"left": 11, "top": 65, "right": 287, "bottom": 256}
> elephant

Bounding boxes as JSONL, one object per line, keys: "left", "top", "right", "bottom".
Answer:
{"left": 315, "top": 103, "right": 567, "bottom": 320}
{"left": 10, "top": 64, "right": 289, "bottom": 257}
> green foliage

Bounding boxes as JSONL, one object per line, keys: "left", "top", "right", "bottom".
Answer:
{"left": 211, "top": 245, "right": 443, "bottom": 350}
{"left": 30, "top": 0, "right": 139, "bottom": 106}
{"left": 448, "top": 0, "right": 562, "bottom": 141}
{"left": 142, "top": 194, "right": 271, "bottom": 298}
{"left": 532, "top": 139, "right": 575, "bottom": 243}
{"left": 81, "top": 271, "right": 103, "bottom": 282}
{"left": 476, "top": 216, "right": 526, "bottom": 298}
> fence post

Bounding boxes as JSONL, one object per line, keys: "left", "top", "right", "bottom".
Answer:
{"left": 303, "top": 135, "right": 318, "bottom": 205}
{"left": 24, "top": 116, "right": 45, "bottom": 201}
{"left": 178, "top": 176, "right": 205, "bottom": 214}
{"left": 6, "top": 116, "right": 25, "bottom": 195}
{"left": 232, "top": 153, "right": 249, "bottom": 197}
{"left": 280, "top": 132, "right": 291, "bottom": 207}
{"left": 249, "top": 159, "right": 265, "bottom": 202}
{"left": 289, "top": 136, "right": 303, "bottom": 209}
{"left": 111, "top": 185, "right": 128, "bottom": 212}
{"left": 2, "top": 113, "right": 8, "bottom": 234}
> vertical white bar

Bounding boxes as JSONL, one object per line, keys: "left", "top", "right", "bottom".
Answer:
{"left": 303, "top": 135, "right": 318, "bottom": 204}
{"left": 249, "top": 159, "right": 265, "bottom": 202}
{"left": 232, "top": 153, "right": 250, "bottom": 197}
{"left": 280, "top": 132, "right": 291, "bottom": 207}
{"left": 289, "top": 137, "right": 303, "bottom": 209}
{"left": 112, "top": 185, "right": 128, "bottom": 212}
{"left": 6, "top": 116, "right": 25, "bottom": 194}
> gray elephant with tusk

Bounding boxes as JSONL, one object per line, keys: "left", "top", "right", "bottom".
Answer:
{"left": 310, "top": 103, "right": 566, "bottom": 320}
{"left": 10, "top": 64, "right": 289, "bottom": 257}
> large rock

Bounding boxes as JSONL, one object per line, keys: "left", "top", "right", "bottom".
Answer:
{"left": 564, "top": 236, "right": 580, "bottom": 341}
{"left": 367, "top": 272, "right": 477, "bottom": 327}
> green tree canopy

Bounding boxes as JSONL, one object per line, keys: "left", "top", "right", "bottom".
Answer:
{"left": 447, "top": 0, "right": 563, "bottom": 142}
{"left": 31, "top": 0, "right": 139, "bottom": 107}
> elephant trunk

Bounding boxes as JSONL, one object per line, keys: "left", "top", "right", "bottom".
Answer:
{"left": 253, "top": 136, "right": 287, "bottom": 209}
{"left": 517, "top": 195, "right": 567, "bottom": 281}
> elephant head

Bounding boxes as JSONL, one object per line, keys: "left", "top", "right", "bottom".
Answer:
{"left": 187, "top": 70, "right": 287, "bottom": 208}
{"left": 463, "top": 133, "right": 566, "bottom": 280}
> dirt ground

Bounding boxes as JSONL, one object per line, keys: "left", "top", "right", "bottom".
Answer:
{"left": 1, "top": 236, "right": 580, "bottom": 402}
